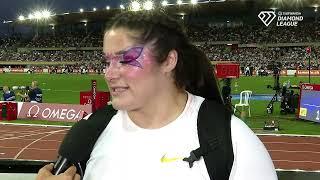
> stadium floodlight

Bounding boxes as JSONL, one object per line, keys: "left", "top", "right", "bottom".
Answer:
{"left": 28, "top": 13, "right": 34, "bottom": 19}
{"left": 143, "top": 1, "right": 154, "bottom": 10}
{"left": 191, "top": 0, "right": 198, "bottom": 5}
{"left": 314, "top": 4, "right": 319, "bottom": 12}
{"left": 41, "top": 10, "right": 51, "bottom": 19}
{"left": 18, "top": 15, "right": 25, "bottom": 21}
{"left": 93, "top": 8, "right": 97, "bottom": 11}
{"left": 34, "top": 11, "right": 42, "bottom": 19}
{"left": 120, "top": 4, "right": 125, "bottom": 9}
{"left": 177, "top": 0, "right": 183, "bottom": 5}
{"left": 131, "top": 1, "right": 141, "bottom": 11}
{"left": 79, "top": 8, "right": 84, "bottom": 13}
{"left": 3, "top": 20, "right": 13, "bottom": 24}
{"left": 161, "top": 0, "right": 168, "bottom": 6}
{"left": 106, "top": 6, "right": 110, "bottom": 10}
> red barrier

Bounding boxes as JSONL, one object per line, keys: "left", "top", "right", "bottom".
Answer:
{"left": 0, "top": 103, "right": 3, "bottom": 120}
{"left": 18, "top": 102, "right": 91, "bottom": 122}
{"left": 0, "top": 102, "right": 18, "bottom": 121}
{"left": 80, "top": 91, "right": 110, "bottom": 112}
{"left": 80, "top": 80, "right": 111, "bottom": 113}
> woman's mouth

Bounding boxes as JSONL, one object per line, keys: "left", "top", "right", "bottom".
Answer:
{"left": 111, "top": 87, "right": 129, "bottom": 95}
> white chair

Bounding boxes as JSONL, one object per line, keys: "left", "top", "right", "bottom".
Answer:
{"left": 234, "top": 90, "right": 252, "bottom": 117}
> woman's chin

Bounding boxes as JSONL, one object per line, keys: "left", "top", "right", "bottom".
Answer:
{"left": 110, "top": 99, "right": 129, "bottom": 110}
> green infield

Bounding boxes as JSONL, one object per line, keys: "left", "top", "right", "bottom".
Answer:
{"left": 231, "top": 76, "right": 320, "bottom": 94}
{"left": 1, "top": 73, "right": 320, "bottom": 135}
{"left": 0, "top": 73, "right": 108, "bottom": 104}
{"left": 234, "top": 100, "right": 320, "bottom": 135}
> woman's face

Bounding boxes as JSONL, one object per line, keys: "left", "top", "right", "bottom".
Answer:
{"left": 103, "top": 28, "right": 165, "bottom": 110}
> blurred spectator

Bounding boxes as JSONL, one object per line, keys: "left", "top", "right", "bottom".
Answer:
{"left": 1, "top": 22, "right": 320, "bottom": 71}
{"left": 17, "top": 81, "right": 43, "bottom": 103}
{"left": 2, "top": 86, "right": 16, "bottom": 101}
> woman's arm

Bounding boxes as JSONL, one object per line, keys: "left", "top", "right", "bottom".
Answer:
{"left": 229, "top": 116, "right": 278, "bottom": 180}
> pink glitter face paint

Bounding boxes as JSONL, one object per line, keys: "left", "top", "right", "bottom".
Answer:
{"left": 103, "top": 46, "right": 144, "bottom": 68}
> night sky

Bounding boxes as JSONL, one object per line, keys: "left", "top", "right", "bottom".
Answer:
{"left": 0, "top": 0, "right": 127, "bottom": 36}
{"left": 0, "top": 0, "right": 125, "bottom": 19}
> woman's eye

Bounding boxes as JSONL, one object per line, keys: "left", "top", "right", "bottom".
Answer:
{"left": 120, "top": 59, "right": 142, "bottom": 68}
{"left": 119, "top": 59, "right": 133, "bottom": 64}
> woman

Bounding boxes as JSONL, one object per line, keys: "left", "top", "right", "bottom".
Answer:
{"left": 37, "top": 11, "right": 277, "bottom": 180}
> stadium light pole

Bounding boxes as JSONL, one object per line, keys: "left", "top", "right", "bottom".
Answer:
{"left": 82, "top": 20, "right": 88, "bottom": 35}
{"left": 3, "top": 20, "right": 13, "bottom": 36}
{"left": 307, "top": 47, "right": 311, "bottom": 83}
{"left": 49, "top": 24, "right": 55, "bottom": 36}
{"left": 309, "top": 55, "right": 311, "bottom": 84}
{"left": 314, "top": 5, "right": 319, "bottom": 22}
{"left": 33, "top": 11, "right": 43, "bottom": 37}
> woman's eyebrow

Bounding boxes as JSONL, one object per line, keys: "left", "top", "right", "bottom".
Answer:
{"left": 115, "top": 49, "right": 126, "bottom": 55}
{"left": 103, "top": 49, "right": 126, "bottom": 57}
{"left": 103, "top": 52, "right": 120, "bottom": 58}
{"left": 104, "top": 45, "right": 140, "bottom": 56}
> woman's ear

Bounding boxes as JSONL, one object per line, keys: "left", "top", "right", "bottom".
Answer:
{"left": 161, "top": 49, "right": 178, "bottom": 73}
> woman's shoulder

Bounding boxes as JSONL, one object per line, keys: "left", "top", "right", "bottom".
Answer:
{"left": 230, "top": 116, "right": 253, "bottom": 132}
{"left": 230, "top": 115, "right": 266, "bottom": 148}
{"left": 229, "top": 116, "right": 278, "bottom": 180}
{"left": 231, "top": 116, "right": 257, "bottom": 137}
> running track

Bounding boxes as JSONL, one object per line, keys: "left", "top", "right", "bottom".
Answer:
{"left": 0, "top": 123, "right": 319, "bottom": 172}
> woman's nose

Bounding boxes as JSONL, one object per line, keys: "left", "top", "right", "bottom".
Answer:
{"left": 104, "top": 61, "right": 120, "bottom": 81}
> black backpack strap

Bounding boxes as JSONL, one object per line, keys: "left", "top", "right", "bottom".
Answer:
{"left": 183, "top": 99, "right": 234, "bottom": 180}
{"left": 79, "top": 105, "right": 117, "bottom": 172}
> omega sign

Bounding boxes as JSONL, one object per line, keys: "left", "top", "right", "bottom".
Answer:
{"left": 18, "top": 102, "right": 92, "bottom": 122}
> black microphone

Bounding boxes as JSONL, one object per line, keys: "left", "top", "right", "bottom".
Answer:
{"left": 52, "top": 106, "right": 117, "bottom": 176}
{"left": 52, "top": 156, "right": 72, "bottom": 175}
{"left": 52, "top": 116, "right": 109, "bottom": 175}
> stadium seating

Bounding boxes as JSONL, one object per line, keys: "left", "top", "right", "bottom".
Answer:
{"left": 1, "top": 22, "right": 320, "bottom": 72}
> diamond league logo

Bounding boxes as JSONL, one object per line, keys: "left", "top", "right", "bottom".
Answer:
{"left": 258, "top": 11, "right": 276, "bottom": 27}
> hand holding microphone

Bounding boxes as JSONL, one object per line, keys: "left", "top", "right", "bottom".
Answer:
{"left": 37, "top": 109, "right": 111, "bottom": 180}
{"left": 36, "top": 163, "right": 80, "bottom": 180}
{"left": 36, "top": 119, "right": 91, "bottom": 180}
